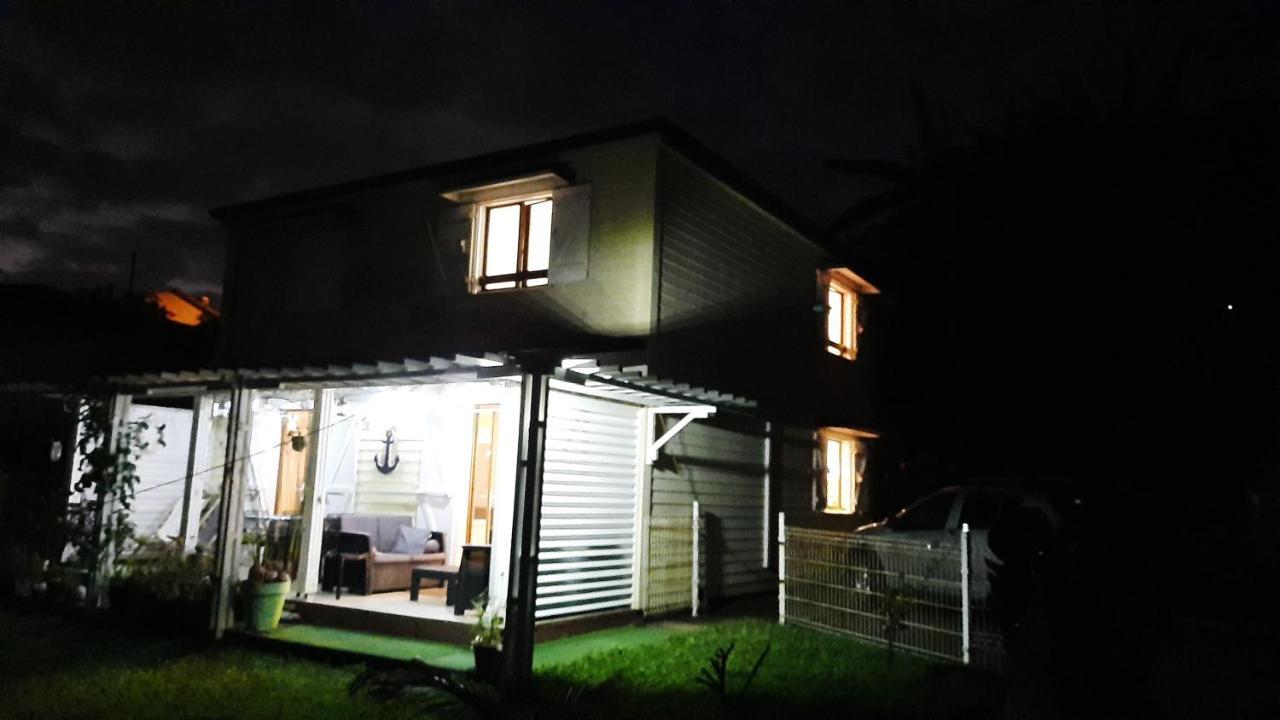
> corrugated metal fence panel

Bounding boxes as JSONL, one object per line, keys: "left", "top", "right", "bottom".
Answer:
{"left": 537, "top": 390, "right": 642, "bottom": 619}
{"left": 650, "top": 418, "right": 771, "bottom": 598}
{"left": 127, "top": 404, "right": 194, "bottom": 542}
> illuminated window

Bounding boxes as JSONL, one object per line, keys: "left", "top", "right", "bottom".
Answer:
{"left": 477, "top": 197, "right": 552, "bottom": 291}
{"left": 819, "top": 428, "right": 861, "bottom": 514}
{"left": 824, "top": 272, "right": 859, "bottom": 360}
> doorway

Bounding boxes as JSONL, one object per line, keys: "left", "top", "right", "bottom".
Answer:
{"left": 274, "top": 410, "right": 313, "bottom": 516}
{"left": 466, "top": 405, "right": 499, "bottom": 545}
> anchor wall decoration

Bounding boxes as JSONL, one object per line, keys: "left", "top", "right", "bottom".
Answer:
{"left": 373, "top": 429, "right": 400, "bottom": 475}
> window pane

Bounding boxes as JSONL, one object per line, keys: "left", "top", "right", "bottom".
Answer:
{"left": 825, "top": 439, "right": 841, "bottom": 507}
{"left": 894, "top": 493, "right": 955, "bottom": 531}
{"left": 827, "top": 288, "right": 844, "bottom": 345}
{"left": 526, "top": 200, "right": 552, "bottom": 272}
{"left": 484, "top": 204, "right": 521, "bottom": 277}
{"left": 525, "top": 277, "right": 548, "bottom": 287}
{"left": 483, "top": 280, "right": 516, "bottom": 291}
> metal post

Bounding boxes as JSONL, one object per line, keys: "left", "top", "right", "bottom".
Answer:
{"left": 502, "top": 361, "right": 552, "bottom": 685}
{"left": 691, "top": 500, "right": 700, "bottom": 618}
{"left": 761, "top": 421, "right": 771, "bottom": 569}
{"left": 295, "top": 388, "right": 332, "bottom": 596}
{"left": 777, "top": 511, "right": 786, "bottom": 624}
{"left": 211, "top": 385, "right": 252, "bottom": 637}
{"left": 178, "top": 393, "right": 211, "bottom": 554}
{"left": 960, "top": 521, "right": 971, "bottom": 665}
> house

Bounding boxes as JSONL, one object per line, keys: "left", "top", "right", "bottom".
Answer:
{"left": 71, "top": 119, "right": 879, "bottom": 678}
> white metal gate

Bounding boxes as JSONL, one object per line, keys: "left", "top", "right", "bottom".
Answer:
{"left": 536, "top": 391, "right": 642, "bottom": 619}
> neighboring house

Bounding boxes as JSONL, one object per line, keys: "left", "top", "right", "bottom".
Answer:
{"left": 74, "top": 119, "right": 879, "bottom": 677}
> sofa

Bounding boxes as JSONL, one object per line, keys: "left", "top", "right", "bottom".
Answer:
{"left": 320, "top": 514, "right": 446, "bottom": 595}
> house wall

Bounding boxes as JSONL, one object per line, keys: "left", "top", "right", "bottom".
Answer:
{"left": 218, "top": 137, "right": 659, "bottom": 368}
{"left": 649, "top": 147, "right": 878, "bottom": 532}
{"left": 649, "top": 415, "right": 772, "bottom": 600}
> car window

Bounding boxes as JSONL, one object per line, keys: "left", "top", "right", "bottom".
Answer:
{"left": 893, "top": 493, "right": 955, "bottom": 531}
{"left": 958, "top": 491, "right": 1023, "bottom": 528}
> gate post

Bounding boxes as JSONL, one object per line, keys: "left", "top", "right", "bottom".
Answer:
{"left": 691, "top": 500, "right": 701, "bottom": 617}
{"left": 777, "top": 511, "right": 786, "bottom": 624}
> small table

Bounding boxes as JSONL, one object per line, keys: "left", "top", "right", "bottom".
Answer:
{"left": 409, "top": 565, "right": 460, "bottom": 605}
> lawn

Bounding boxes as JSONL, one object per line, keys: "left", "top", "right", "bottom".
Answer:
{"left": 0, "top": 610, "right": 441, "bottom": 720}
{"left": 545, "top": 619, "right": 1002, "bottom": 719}
{"left": 0, "top": 609, "right": 1002, "bottom": 720}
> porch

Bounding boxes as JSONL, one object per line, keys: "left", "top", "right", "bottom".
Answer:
{"left": 94, "top": 352, "right": 760, "bottom": 668}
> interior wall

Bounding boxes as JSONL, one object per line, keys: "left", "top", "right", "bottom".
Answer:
{"left": 313, "top": 380, "right": 520, "bottom": 604}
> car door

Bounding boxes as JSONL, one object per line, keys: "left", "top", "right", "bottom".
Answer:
{"left": 881, "top": 490, "right": 961, "bottom": 592}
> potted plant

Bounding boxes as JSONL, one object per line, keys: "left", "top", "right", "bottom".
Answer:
{"left": 470, "top": 596, "right": 504, "bottom": 681}
{"left": 242, "top": 560, "right": 291, "bottom": 633}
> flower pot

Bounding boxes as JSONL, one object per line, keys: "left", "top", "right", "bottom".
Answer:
{"left": 244, "top": 580, "right": 290, "bottom": 633}
{"left": 473, "top": 644, "right": 502, "bottom": 681}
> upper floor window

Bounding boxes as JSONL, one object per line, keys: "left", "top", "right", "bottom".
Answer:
{"left": 477, "top": 196, "right": 553, "bottom": 291}
{"left": 821, "top": 268, "right": 876, "bottom": 360}
{"left": 826, "top": 279, "right": 858, "bottom": 359}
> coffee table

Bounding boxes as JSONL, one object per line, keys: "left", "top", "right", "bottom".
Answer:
{"left": 409, "top": 565, "right": 460, "bottom": 605}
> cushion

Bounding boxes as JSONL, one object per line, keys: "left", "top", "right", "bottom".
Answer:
{"left": 390, "top": 525, "right": 432, "bottom": 555}
{"left": 424, "top": 537, "right": 442, "bottom": 554}
{"left": 371, "top": 552, "right": 411, "bottom": 563}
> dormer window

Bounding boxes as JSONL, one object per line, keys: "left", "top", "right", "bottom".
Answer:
{"left": 477, "top": 196, "right": 552, "bottom": 291}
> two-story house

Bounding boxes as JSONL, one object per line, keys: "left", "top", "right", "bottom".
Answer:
{"left": 89, "top": 119, "right": 878, "bottom": 676}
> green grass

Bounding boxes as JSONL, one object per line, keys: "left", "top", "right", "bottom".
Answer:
{"left": 543, "top": 619, "right": 1003, "bottom": 719}
{"left": 0, "top": 610, "right": 1002, "bottom": 720}
{"left": 0, "top": 611, "right": 442, "bottom": 720}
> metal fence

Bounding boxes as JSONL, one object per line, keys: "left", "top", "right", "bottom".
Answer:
{"left": 779, "top": 515, "right": 1004, "bottom": 671}
{"left": 645, "top": 502, "right": 704, "bottom": 616}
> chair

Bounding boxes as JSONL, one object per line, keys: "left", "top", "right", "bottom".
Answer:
{"left": 451, "top": 544, "right": 491, "bottom": 615}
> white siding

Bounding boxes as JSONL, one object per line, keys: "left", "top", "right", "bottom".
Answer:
{"left": 537, "top": 390, "right": 642, "bottom": 619}
{"left": 650, "top": 418, "right": 771, "bottom": 599}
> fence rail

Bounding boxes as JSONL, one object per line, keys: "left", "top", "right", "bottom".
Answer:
{"left": 779, "top": 518, "right": 1004, "bottom": 671}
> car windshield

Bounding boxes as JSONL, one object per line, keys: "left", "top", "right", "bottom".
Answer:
{"left": 892, "top": 492, "right": 954, "bottom": 531}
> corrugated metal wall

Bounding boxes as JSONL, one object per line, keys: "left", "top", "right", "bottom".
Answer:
{"left": 650, "top": 417, "right": 772, "bottom": 599}
{"left": 537, "top": 390, "right": 642, "bottom": 619}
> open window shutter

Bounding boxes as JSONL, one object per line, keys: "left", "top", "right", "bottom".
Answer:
{"left": 433, "top": 203, "right": 474, "bottom": 295}
{"left": 548, "top": 184, "right": 591, "bottom": 285}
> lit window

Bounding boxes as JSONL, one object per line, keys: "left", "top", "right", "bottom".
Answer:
{"left": 824, "top": 273, "right": 858, "bottom": 360}
{"left": 820, "top": 428, "right": 861, "bottom": 514}
{"left": 477, "top": 197, "right": 552, "bottom": 291}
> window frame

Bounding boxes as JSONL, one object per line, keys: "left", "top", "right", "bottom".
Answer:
{"left": 818, "top": 427, "right": 861, "bottom": 515}
{"left": 823, "top": 271, "right": 859, "bottom": 360}
{"left": 472, "top": 192, "right": 553, "bottom": 292}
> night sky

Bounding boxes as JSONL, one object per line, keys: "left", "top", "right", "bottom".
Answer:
{"left": 1, "top": 2, "right": 1276, "bottom": 302}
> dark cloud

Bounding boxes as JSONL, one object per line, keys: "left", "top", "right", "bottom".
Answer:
{"left": 1, "top": 1, "right": 1276, "bottom": 300}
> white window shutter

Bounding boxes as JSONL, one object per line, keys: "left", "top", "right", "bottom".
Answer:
{"left": 548, "top": 184, "right": 591, "bottom": 285}
{"left": 434, "top": 203, "right": 474, "bottom": 295}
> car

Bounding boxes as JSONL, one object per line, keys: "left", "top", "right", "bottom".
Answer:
{"left": 850, "top": 485, "right": 1072, "bottom": 598}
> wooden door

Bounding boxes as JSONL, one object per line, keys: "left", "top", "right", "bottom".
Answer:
{"left": 275, "top": 410, "right": 312, "bottom": 516}
{"left": 466, "top": 405, "right": 499, "bottom": 544}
